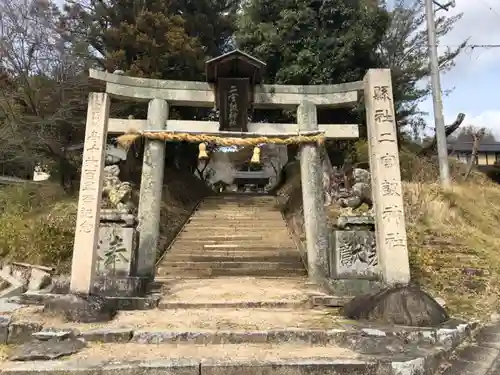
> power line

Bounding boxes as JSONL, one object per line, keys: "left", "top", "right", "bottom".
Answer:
{"left": 465, "top": 44, "right": 500, "bottom": 55}
{"left": 468, "top": 44, "right": 500, "bottom": 48}
{"left": 478, "top": 0, "right": 500, "bottom": 18}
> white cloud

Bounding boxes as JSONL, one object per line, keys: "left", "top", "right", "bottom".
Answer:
{"left": 440, "top": 0, "right": 500, "bottom": 72}
{"left": 462, "top": 110, "right": 500, "bottom": 140}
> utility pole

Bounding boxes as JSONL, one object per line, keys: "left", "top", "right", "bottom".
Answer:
{"left": 425, "top": 0, "right": 451, "bottom": 188}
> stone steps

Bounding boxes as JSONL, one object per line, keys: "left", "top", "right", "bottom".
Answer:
{"left": 179, "top": 227, "right": 291, "bottom": 233}
{"left": 184, "top": 222, "right": 286, "bottom": 230}
{"left": 164, "top": 249, "right": 300, "bottom": 256}
{"left": 163, "top": 254, "right": 303, "bottom": 263}
{"left": 156, "top": 194, "right": 303, "bottom": 279}
{"left": 159, "top": 260, "right": 303, "bottom": 269}
{"left": 173, "top": 234, "right": 271, "bottom": 241}
{"left": 0, "top": 342, "right": 393, "bottom": 375}
{"left": 156, "top": 268, "right": 307, "bottom": 278}
{"left": 170, "top": 243, "right": 297, "bottom": 250}
{"left": 187, "top": 217, "right": 283, "bottom": 221}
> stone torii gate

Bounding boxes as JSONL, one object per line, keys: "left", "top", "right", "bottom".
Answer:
{"left": 70, "top": 50, "right": 410, "bottom": 294}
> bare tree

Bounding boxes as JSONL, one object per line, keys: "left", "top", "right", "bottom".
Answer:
{"left": 463, "top": 126, "right": 486, "bottom": 180}
{"left": 0, "top": 0, "right": 90, "bottom": 188}
{"left": 378, "top": 0, "right": 466, "bottom": 133}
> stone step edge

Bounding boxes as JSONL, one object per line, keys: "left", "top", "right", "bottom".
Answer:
{"left": 0, "top": 354, "right": 450, "bottom": 375}
{"left": 0, "top": 338, "right": 471, "bottom": 375}
{"left": 2, "top": 320, "right": 475, "bottom": 347}
{"left": 0, "top": 357, "right": 424, "bottom": 375}
{"left": 157, "top": 299, "right": 309, "bottom": 309}
{"left": 5, "top": 294, "right": 352, "bottom": 314}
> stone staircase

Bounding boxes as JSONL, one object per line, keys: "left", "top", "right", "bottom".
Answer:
{"left": 155, "top": 194, "right": 306, "bottom": 279}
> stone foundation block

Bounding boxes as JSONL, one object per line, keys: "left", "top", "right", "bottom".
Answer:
{"left": 97, "top": 223, "right": 137, "bottom": 276}
{"left": 332, "top": 230, "right": 378, "bottom": 279}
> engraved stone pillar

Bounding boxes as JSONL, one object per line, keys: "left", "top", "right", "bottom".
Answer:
{"left": 136, "top": 98, "right": 168, "bottom": 278}
{"left": 70, "top": 92, "right": 110, "bottom": 294}
{"left": 364, "top": 69, "right": 410, "bottom": 285}
{"left": 298, "top": 101, "right": 329, "bottom": 282}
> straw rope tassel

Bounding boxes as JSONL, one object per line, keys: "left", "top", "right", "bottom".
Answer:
{"left": 250, "top": 146, "right": 261, "bottom": 164}
{"left": 198, "top": 142, "right": 209, "bottom": 160}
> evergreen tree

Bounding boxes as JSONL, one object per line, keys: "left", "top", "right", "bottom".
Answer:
{"left": 235, "top": 0, "right": 388, "bottom": 85}
{"left": 62, "top": 0, "right": 203, "bottom": 79}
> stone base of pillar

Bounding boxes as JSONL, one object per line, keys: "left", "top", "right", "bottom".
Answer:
{"left": 97, "top": 210, "right": 138, "bottom": 277}
{"left": 325, "top": 215, "right": 386, "bottom": 297}
{"left": 93, "top": 210, "right": 150, "bottom": 297}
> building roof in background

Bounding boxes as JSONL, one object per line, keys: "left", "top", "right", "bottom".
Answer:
{"left": 448, "top": 141, "right": 500, "bottom": 152}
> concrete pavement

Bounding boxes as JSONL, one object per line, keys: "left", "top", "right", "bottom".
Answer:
{"left": 438, "top": 322, "right": 500, "bottom": 374}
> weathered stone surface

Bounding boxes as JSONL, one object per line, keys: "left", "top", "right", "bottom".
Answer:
{"left": 136, "top": 98, "right": 169, "bottom": 279}
{"left": 112, "top": 295, "right": 160, "bottom": 310}
{"left": 100, "top": 210, "right": 136, "bottom": 225}
{"left": 91, "top": 276, "right": 148, "bottom": 297}
{"left": 346, "top": 336, "right": 408, "bottom": 355}
{"left": 0, "top": 298, "right": 23, "bottom": 313}
{"left": 0, "top": 268, "right": 24, "bottom": 298}
{"left": 81, "top": 328, "right": 132, "bottom": 343}
{"left": 342, "top": 285, "right": 449, "bottom": 327}
{"left": 0, "top": 315, "right": 10, "bottom": 344}
{"left": 43, "top": 293, "right": 117, "bottom": 323}
{"left": 364, "top": 69, "right": 410, "bottom": 285}
{"left": 70, "top": 92, "right": 110, "bottom": 295}
{"left": 102, "top": 166, "right": 135, "bottom": 213}
{"left": 27, "top": 268, "right": 51, "bottom": 291}
{"left": 7, "top": 322, "right": 43, "bottom": 344}
{"left": 336, "top": 215, "right": 375, "bottom": 229}
{"left": 32, "top": 328, "right": 77, "bottom": 341}
{"left": 333, "top": 230, "right": 378, "bottom": 279}
{"left": 200, "top": 359, "right": 382, "bottom": 375}
{"left": 298, "top": 101, "right": 329, "bottom": 282}
{"left": 8, "top": 337, "right": 86, "bottom": 361}
{"left": 97, "top": 224, "right": 137, "bottom": 276}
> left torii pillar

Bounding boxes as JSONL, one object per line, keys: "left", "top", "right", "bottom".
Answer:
{"left": 70, "top": 93, "right": 110, "bottom": 294}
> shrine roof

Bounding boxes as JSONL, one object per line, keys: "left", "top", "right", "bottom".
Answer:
{"left": 205, "top": 49, "right": 266, "bottom": 84}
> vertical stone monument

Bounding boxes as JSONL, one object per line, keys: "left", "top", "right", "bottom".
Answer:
{"left": 70, "top": 93, "right": 110, "bottom": 295}
{"left": 364, "top": 69, "right": 410, "bottom": 285}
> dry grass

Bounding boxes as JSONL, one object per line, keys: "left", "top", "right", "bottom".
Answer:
{"left": 404, "top": 181, "right": 500, "bottom": 318}
{"left": 0, "top": 183, "right": 76, "bottom": 272}
{"left": 398, "top": 149, "right": 500, "bottom": 318}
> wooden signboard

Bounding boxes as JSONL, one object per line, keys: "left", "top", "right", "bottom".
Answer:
{"left": 217, "top": 78, "right": 250, "bottom": 132}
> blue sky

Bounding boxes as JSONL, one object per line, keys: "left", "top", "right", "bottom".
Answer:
{"left": 411, "top": 0, "right": 500, "bottom": 139}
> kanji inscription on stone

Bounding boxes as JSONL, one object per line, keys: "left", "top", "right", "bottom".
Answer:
{"left": 70, "top": 92, "right": 110, "bottom": 294}
{"left": 364, "top": 69, "right": 410, "bottom": 285}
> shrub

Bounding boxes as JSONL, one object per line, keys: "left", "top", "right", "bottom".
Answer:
{"left": 0, "top": 183, "right": 76, "bottom": 272}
